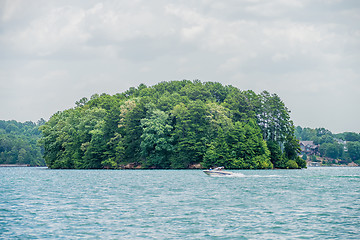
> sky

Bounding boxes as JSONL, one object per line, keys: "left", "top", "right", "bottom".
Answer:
{"left": 0, "top": 0, "right": 359, "bottom": 133}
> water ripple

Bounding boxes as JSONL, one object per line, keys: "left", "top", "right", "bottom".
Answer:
{"left": 0, "top": 167, "right": 359, "bottom": 239}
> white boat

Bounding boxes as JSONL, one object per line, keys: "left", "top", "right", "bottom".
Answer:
{"left": 203, "top": 167, "right": 234, "bottom": 176}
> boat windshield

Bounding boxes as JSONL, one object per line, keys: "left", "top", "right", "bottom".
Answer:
{"left": 213, "top": 167, "right": 224, "bottom": 171}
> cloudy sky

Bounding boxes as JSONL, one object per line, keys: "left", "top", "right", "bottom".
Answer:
{"left": 1, "top": 0, "right": 359, "bottom": 133}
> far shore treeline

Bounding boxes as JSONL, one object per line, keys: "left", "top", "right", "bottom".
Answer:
{"left": 0, "top": 119, "right": 45, "bottom": 166}
{"left": 38, "top": 80, "right": 306, "bottom": 169}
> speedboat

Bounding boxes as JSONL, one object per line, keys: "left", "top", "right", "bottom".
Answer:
{"left": 203, "top": 167, "right": 234, "bottom": 176}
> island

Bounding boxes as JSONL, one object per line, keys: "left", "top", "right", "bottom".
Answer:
{"left": 38, "top": 80, "right": 308, "bottom": 169}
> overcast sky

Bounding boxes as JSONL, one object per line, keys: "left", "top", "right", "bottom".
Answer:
{"left": 1, "top": 0, "right": 359, "bottom": 133}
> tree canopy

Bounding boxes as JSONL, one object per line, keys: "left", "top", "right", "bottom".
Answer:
{"left": 39, "top": 80, "right": 305, "bottom": 169}
{"left": 0, "top": 119, "right": 45, "bottom": 166}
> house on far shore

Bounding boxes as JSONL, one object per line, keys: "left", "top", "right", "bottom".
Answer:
{"left": 300, "top": 141, "right": 319, "bottom": 155}
{"left": 307, "top": 161, "right": 321, "bottom": 167}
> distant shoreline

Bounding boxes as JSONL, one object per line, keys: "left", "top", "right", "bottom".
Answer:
{"left": 0, "top": 164, "right": 31, "bottom": 167}
{"left": 0, "top": 163, "right": 357, "bottom": 169}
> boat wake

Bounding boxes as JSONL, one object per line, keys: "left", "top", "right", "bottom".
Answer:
{"left": 229, "top": 172, "right": 246, "bottom": 177}
{"left": 209, "top": 173, "right": 282, "bottom": 178}
{"left": 203, "top": 168, "right": 283, "bottom": 178}
{"left": 208, "top": 172, "right": 245, "bottom": 177}
{"left": 248, "top": 174, "right": 283, "bottom": 178}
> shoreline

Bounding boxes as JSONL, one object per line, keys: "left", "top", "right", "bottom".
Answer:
{"left": 0, "top": 164, "right": 42, "bottom": 167}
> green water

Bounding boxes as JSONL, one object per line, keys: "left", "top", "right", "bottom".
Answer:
{"left": 0, "top": 167, "right": 359, "bottom": 239}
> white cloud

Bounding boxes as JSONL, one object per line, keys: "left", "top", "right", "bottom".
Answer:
{"left": 2, "top": 5, "right": 89, "bottom": 56}
{"left": 245, "top": 0, "right": 304, "bottom": 17}
{"left": 272, "top": 53, "right": 289, "bottom": 62}
{"left": 0, "top": 0, "right": 359, "bottom": 133}
{"left": 1, "top": 0, "right": 21, "bottom": 22}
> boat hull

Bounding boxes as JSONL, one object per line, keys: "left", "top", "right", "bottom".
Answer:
{"left": 203, "top": 170, "right": 233, "bottom": 176}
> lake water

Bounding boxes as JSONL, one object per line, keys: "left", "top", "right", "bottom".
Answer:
{"left": 0, "top": 167, "right": 359, "bottom": 239}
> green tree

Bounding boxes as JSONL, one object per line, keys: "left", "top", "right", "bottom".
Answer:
{"left": 223, "top": 88, "right": 255, "bottom": 122}
{"left": 257, "top": 91, "right": 292, "bottom": 143}
{"left": 347, "top": 141, "right": 360, "bottom": 162}
{"left": 0, "top": 120, "right": 44, "bottom": 166}
{"left": 204, "top": 120, "right": 272, "bottom": 169}
{"left": 179, "top": 80, "right": 213, "bottom": 102}
{"left": 140, "top": 109, "right": 173, "bottom": 168}
{"left": 119, "top": 99, "right": 146, "bottom": 162}
{"left": 319, "top": 142, "right": 343, "bottom": 159}
{"left": 286, "top": 160, "right": 299, "bottom": 169}
{"left": 267, "top": 141, "right": 286, "bottom": 168}
{"left": 202, "top": 129, "right": 232, "bottom": 168}
{"left": 343, "top": 132, "right": 360, "bottom": 142}
{"left": 170, "top": 101, "right": 210, "bottom": 168}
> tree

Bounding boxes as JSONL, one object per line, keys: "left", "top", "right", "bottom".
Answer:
{"left": 0, "top": 120, "right": 44, "bottom": 166}
{"left": 223, "top": 88, "right": 255, "bottom": 122}
{"left": 202, "top": 129, "right": 232, "bottom": 168}
{"left": 286, "top": 160, "right": 299, "bottom": 169}
{"left": 140, "top": 109, "right": 173, "bottom": 168}
{"left": 179, "top": 80, "right": 213, "bottom": 102}
{"left": 284, "top": 134, "right": 301, "bottom": 161}
{"left": 347, "top": 142, "right": 360, "bottom": 162}
{"left": 257, "top": 91, "right": 292, "bottom": 143}
{"left": 119, "top": 99, "right": 146, "bottom": 162}
{"left": 203, "top": 120, "right": 272, "bottom": 169}
{"left": 75, "top": 97, "right": 88, "bottom": 107}
{"left": 267, "top": 141, "right": 286, "bottom": 168}
{"left": 81, "top": 128, "right": 107, "bottom": 169}
{"left": 255, "top": 92, "right": 304, "bottom": 168}
{"left": 170, "top": 101, "right": 210, "bottom": 168}
{"left": 206, "top": 102, "right": 233, "bottom": 140}
{"left": 343, "top": 132, "right": 360, "bottom": 142}
{"left": 319, "top": 143, "right": 343, "bottom": 159}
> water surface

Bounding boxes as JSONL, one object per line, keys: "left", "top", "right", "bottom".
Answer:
{"left": 1, "top": 167, "right": 359, "bottom": 239}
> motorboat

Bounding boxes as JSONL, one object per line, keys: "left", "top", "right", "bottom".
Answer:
{"left": 203, "top": 167, "right": 234, "bottom": 176}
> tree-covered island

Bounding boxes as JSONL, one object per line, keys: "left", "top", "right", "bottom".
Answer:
{"left": 39, "top": 80, "right": 306, "bottom": 169}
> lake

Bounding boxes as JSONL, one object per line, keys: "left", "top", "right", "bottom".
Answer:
{"left": 0, "top": 167, "right": 359, "bottom": 239}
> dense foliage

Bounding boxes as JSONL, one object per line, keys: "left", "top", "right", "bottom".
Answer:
{"left": 40, "top": 80, "right": 305, "bottom": 169}
{"left": 295, "top": 126, "right": 360, "bottom": 165}
{"left": 0, "top": 120, "right": 45, "bottom": 166}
